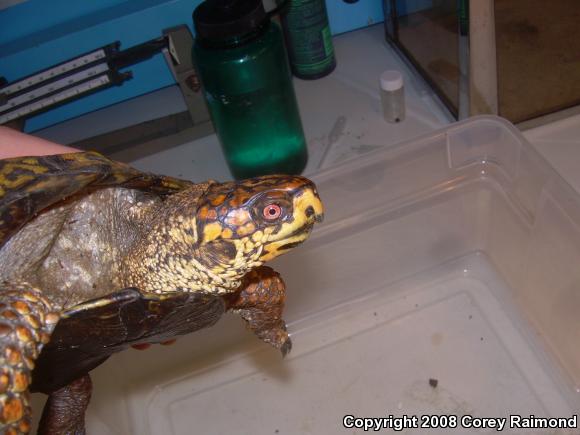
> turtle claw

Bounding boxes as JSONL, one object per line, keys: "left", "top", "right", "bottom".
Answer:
{"left": 255, "top": 325, "right": 291, "bottom": 356}
{"left": 280, "top": 337, "right": 292, "bottom": 358}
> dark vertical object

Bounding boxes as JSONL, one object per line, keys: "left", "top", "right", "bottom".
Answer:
{"left": 279, "top": 0, "right": 336, "bottom": 80}
{"left": 383, "top": 0, "right": 398, "bottom": 42}
{"left": 458, "top": 0, "right": 469, "bottom": 36}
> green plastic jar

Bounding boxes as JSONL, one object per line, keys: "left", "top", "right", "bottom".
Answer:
{"left": 192, "top": 0, "right": 308, "bottom": 179}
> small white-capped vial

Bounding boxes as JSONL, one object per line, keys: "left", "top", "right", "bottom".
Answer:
{"left": 380, "top": 70, "right": 405, "bottom": 123}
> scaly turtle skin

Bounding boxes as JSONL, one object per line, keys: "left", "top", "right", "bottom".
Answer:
{"left": 0, "top": 152, "right": 323, "bottom": 434}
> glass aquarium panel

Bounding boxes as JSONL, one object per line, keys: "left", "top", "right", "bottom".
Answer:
{"left": 396, "top": 0, "right": 460, "bottom": 115}
{"left": 495, "top": 0, "right": 580, "bottom": 123}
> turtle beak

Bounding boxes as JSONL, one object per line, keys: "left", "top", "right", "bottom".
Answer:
{"left": 305, "top": 205, "right": 324, "bottom": 224}
{"left": 303, "top": 194, "right": 324, "bottom": 225}
{"left": 313, "top": 210, "right": 324, "bottom": 223}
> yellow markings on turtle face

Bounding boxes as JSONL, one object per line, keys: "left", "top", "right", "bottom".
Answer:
{"left": 225, "top": 208, "right": 250, "bottom": 226}
{"left": 295, "top": 189, "right": 324, "bottom": 221}
{"left": 245, "top": 239, "right": 258, "bottom": 253}
{"left": 275, "top": 188, "right": 323, "bottom": 239}
{"left": 236, "top": 222, "right": 256, "bottom": 237}
{"left": 232, "top": 239, "right": 245, "bottom": 261}
{"left": 251, "top": 230, "right": 263, "bottom": 242}
{"left": 202, "top": 221, "right": 224, "bottom": 242}
{"left": 260, "top": 232, "right": 309, "bottom": 262}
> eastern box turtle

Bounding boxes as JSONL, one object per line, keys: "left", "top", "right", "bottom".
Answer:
{"left": 0, "top": 151, "right": 323, "bottom": 434}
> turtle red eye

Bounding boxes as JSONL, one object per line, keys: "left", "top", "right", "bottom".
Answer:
{"left": 263, "top": 204, "right": 282, "bottom": 220}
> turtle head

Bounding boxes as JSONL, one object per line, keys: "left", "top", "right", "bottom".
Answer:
{"left": 124, "top": 175, "right": 323, "bottom": 294}
{"left": 196, "top": 175, "right": 324, "bottom": 270}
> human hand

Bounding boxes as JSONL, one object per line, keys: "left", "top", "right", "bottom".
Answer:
{"left": 0, "top": 126, "right": 79, "bottom": 158}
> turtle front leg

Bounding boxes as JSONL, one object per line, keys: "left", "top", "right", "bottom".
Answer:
{"left": 227, "top": 266, "right": 292, "bottom": 357}
{"left": 0, "top": 283, "right": 59, "bottom": 434}
{"left": 37, "top": 374, "right": 92, "bottom": 435}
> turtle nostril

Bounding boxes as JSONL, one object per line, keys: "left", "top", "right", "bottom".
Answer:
{"left": 305, "top": 206, "right": 315, "bottom": 218}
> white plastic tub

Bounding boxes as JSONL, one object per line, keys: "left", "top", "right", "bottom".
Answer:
{"left": 32, "top": 116, "right": 580, "bottom": 434}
